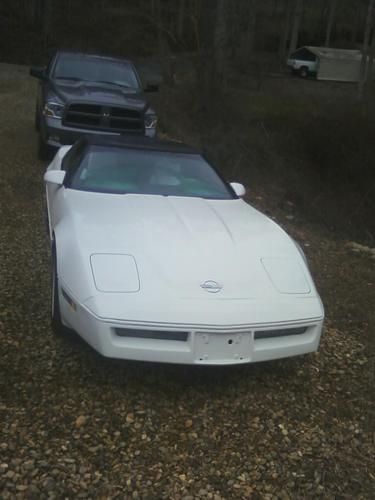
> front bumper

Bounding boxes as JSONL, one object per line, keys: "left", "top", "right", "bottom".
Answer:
{"left": 62, "top": 296, "right": 324, "bottom": 365}
{"left": 41, "top": 116, "right": 156, "bottom": 148}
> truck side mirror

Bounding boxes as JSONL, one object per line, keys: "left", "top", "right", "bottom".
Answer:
{"left": 144, "top": 83, "right": 159, "bottom": 92}
{"left": 30, "top": 66, "right": 47, "bottom": 80}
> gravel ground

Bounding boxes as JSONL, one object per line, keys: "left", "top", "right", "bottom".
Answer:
{"left": 0, "top": 65, "right": 374, "bottom": 499}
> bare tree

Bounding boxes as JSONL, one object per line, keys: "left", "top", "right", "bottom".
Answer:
{"left": 358, "top": 0, "right": 375, "bottom": 100}
{"left": 235, "top": 0, "right": 257, "bottom": 70}
{"left": 324, "top": 0, "right": 337, "bottom": 47}
{"left": 367, "top": 21, "right": 375, "bottom": 77}
{"left": 364, "top": 9, "right": 375, "bottom": 99}
{"left": 150, "top": 0, "right": 156, "bottom": 17}
{"left": 288, "top": 0, "right": 304, "bottom": 54}
{"left": 177, "top": 0, "right": 185, "bottom": 38}
{"left": 41, "top": 0, "right": 53, "bottom": 51}
{"left": 155, "top": 0, "right": 174, "bottom": 85}
{"left": 279, "top": 0, "right": 293, "bottom": 60}
{"left": 213, "top": 0, "right": 227, "bottom": 85}
{"left": 189, "top": 0, "right": 202, "bottom": 51}
{"left": 245, "top": 1, "right": 257, "bottom": 57}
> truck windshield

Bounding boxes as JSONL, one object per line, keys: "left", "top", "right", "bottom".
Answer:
{"left": 68, "top": 146, "right": 235, "bottom": 200}
{"left": 53, "top": 54, "right": 141, "bottom": 89}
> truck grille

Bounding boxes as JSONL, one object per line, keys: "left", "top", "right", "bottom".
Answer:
{"left": 63, "top": 103, "right": 144, "bottom": 133}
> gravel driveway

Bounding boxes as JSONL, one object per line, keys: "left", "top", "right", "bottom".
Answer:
{"left": 0, "top": 64, "right": 374, "bottom": 499}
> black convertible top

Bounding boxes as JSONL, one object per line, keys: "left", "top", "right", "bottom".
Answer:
{"left": 80, "top": 134, "right": 201, "bottom": 155}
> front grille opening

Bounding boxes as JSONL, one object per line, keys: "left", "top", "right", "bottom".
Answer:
{"left": 67, "top": 114, "right": 101, "bottom": 127}
{"left": 63, "top": 102, "right": 144, "bottom": 132}
{"left": 109, "top": 118, "right": 143, "bottom": 131}
{"left": 69, "top": 103, "right": 102, "bottom": 114}
{"left": 111, "top": 108, "right": 141, "bottom": 119}
{"left": 254, "top": 326, "right": 308, "bottom": 340}
{"left": 115, "top": 328, "right": 188, "bottom": 342}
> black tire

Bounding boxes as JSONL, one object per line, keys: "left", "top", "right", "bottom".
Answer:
{"left": 299, "top": 66, "right": 309, "bottom": 78}
{"left": 34, "top": 109, "right": 40, "bottom": 132}
{"left": 51, "top": 242, "right": 64, "bottom": 335}
{"left": 38, "top": 134, "right": 50, "bottom": 161}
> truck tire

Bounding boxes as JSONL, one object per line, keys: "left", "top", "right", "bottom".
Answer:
{"left": 38, "top": 134, "right": 50, "bottom": 161}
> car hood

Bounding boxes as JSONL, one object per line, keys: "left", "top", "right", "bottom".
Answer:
{"left": 50, "top": 80, "right": 149, "bottom": 111}
{"left": 58, "top": 191, "right": 319, "bottom": 310}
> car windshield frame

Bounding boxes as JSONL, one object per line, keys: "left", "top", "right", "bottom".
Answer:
{"left": 65, "top": 145, "right": 236, "bottom": 200}
{"left": 51, "top": 54, "right": 141, "bottom": 90}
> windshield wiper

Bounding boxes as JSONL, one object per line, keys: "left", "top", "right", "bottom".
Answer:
{"left": 91, "top": 80, "right": 134, "bottom": 89}
{"left": 55, "top": 76, "right": 84, "bottom": 81}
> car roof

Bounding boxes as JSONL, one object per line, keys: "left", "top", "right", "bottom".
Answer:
{"left": 56, "top": 50, "right": 132, "bottom": 65}
{"left": 80, "top": 135, "right": 201, "bottom": 155}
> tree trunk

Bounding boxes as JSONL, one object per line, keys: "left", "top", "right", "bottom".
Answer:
{"left": 156, "top": 0, "right": 174, "bottom": 86}
{"left": 213, "top": 0, "right": 227, "bottom": 86}
{"left": 324, "top": 0, "right": 337, "bottom": 47}
{"left": 246, "top": 0, "right": 257, "bottom": 57}
{"left": 177, "top": 0, "right": 185, "bottom": 38}
{"left": 30, "top": 0, "right": 39, "bottom": 26}
{"left": 288, "top": 0, "right": 304, "bottom": 55}
{"left": 237, "top": 0, "right": 257, "bottom": 70}
{"left": 41, "top": 0, "right": 52, "bottom": 52}
{"left": 272, "top": 0, "right": 280, "bottom": 17}
{"left": 364, "top": 16, "right": 375, "bottom": 99}
{"left": 351, "top": 6, "right": 361, "bottom": 43}
{"left": 358, "top": 0, "right": 375, "bottom": 101}
{"left": 150, "top": 0, "right": 155, "bottom": 17}
{"left": 279, "top": 0, "right": 293, "bottom": 60}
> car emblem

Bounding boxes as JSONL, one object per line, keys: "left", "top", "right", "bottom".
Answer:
{"left": 200, "top": 280, "right": 222, "bottom": 293}
{"left": 102, "top": 111, "right": 110, "bottom": 119}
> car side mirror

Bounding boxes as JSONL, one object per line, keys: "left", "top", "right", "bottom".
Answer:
{"left": 30, "top": 66, "right": 47, "bottom": 80}
{"left": 144, "top": 83, "right": 159, "bottom": 92}
{"left": 44, "top": 170, "right": 66, "bottom": 185}
{"left": 230, "top": 182, "right": 246, "bottom": 197}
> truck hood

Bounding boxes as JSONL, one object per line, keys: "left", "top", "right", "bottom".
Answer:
{"left": 50, "top": 80, "right": 149, "bottom": 111}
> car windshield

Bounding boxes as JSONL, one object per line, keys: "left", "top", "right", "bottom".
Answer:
{"left": 53, "top": 54, "right": 140, "bottom": 89}
{"left": 68, "top": 146, "right": 234, "bottom": 199}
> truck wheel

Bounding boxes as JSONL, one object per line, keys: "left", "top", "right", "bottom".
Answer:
{"left": 38, "top": 134, "right": 50, "bottom": 161}
{"left": 299, "top": 66, "right": 309, "bottom": 78}
{"left": 35, "top": 110, "right": 40, "bottom": 131}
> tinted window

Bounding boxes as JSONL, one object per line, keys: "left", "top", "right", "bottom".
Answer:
{"left": 53, "top": 54, "right": 140, "bottom": 89}
{"left": 291, "top": 48, "right": 316, "bottom": 62}
{"left": 62, "top": 141, "right": 86, "bottom": 173}
{"left": 67, "top": 146, "right": 234, "bottom": 200}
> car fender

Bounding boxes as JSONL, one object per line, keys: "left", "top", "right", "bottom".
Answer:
{"left": 53, "top": 223, "right": 96, "bottom": 305}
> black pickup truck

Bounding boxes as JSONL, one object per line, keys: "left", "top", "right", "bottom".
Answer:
{"left": 30, "top": 51, "right": 158, "bottom": 159}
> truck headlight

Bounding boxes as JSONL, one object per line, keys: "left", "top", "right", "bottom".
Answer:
{"left": 144, "top": 114, "right": 157, "bottom": 129}
{"left": 43, "top": 101, "right": 64, "bottom": 119}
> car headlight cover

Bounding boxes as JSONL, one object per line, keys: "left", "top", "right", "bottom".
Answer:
{"left": 144, "top": 113, "right": 158, "bottom": 129}
{"left": 261, "top": 258, "right": 311, "bottom": 294}
{"left": 43, "top": 101, "right": 64, "bottom": 118}
{"left": 90, "top": 254, "right": 140, "bottom": 293}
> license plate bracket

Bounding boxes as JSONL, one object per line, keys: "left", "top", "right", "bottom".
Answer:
{"left": 194, "top": 332, "right": 251, "bottom": 363}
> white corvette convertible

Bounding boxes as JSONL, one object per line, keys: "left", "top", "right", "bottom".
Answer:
{"left": 44, "top": 135, "right": 324, "bottom": 365}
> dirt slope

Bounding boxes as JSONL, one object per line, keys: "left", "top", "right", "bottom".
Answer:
{"left": 0, "top": 65, "right": 374, "bottom": 499}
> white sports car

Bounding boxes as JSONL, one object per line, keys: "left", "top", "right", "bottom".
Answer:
{"left": 44, "top": 135, "right": 324, "bottom": 365}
